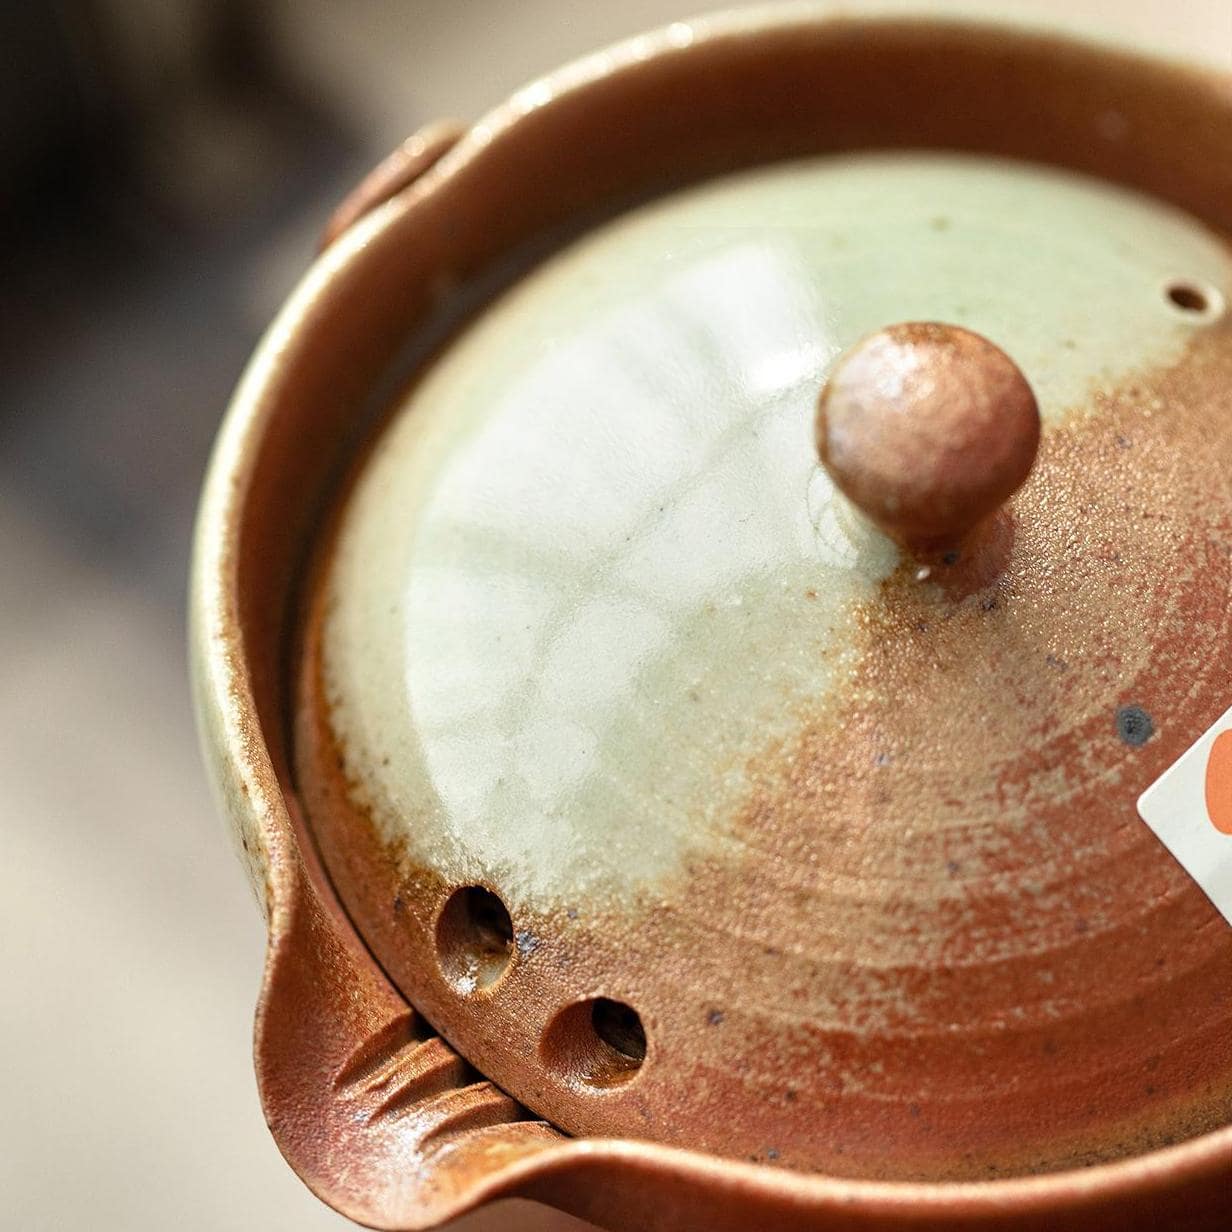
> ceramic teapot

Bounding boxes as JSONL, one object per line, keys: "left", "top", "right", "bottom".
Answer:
{"left": 191, "top": 9, "right": 1232, "bottom": 1230}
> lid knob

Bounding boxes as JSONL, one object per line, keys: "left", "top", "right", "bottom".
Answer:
{"left": 816, "top": 323, "right": 1041, "bottom": 550}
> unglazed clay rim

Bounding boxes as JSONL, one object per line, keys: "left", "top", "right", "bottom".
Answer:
{"left": 191, "top": 6, "right": 1232, "bottom": 1226}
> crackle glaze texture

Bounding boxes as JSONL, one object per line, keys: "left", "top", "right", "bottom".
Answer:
{"left": 293, "top": 152, "right": 1232, "bottom": 1180}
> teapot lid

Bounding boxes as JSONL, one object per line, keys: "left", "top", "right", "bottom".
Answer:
{"left": 295, "top": 149, "right": 1232, "bottom": 1179}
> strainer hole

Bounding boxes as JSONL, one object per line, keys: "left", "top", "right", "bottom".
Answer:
{"left": 435, "top": 885, "right": 514, "bottom": 993}
{"left": 592, "top": 997, "right": 647, "bottom": 1063}
{"left": 1164, "top": 279, "right": 1223, "bottom": 320}
{"left": 541, "top": 997, "right": 647, "bottom": 1089}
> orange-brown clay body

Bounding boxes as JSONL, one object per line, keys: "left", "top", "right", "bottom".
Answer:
{"left": 191, "top": 11, "right": 1232, "bottom": 1230}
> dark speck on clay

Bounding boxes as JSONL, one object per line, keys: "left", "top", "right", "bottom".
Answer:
{"left": 1116, "top": 705, "right": 1155, "bottom": 747}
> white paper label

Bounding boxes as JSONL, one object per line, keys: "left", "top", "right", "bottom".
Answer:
{"left": 1138, "top": 704, "right": 1232, "bottom": 926}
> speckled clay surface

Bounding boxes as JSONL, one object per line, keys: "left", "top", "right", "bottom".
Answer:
{"left": 192, "top": 9, "right": 1232, "bottom": 1229}
{"left": 298, "top": 152, "right": 1232, "bottom": 1177}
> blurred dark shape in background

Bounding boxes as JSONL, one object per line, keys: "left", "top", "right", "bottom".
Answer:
{"left": 0, "top": 9, "right": 371, "bottom": 1227}
{"left": 2, "top": 2, "right": 358, "bottom": 611}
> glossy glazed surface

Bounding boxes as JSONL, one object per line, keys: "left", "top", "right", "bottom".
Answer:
{"left": 296, "top": 151, "right": 1232, "bottom": 1180}
{"left": 316, "top": 153, "right": 1228, "bottom": 908}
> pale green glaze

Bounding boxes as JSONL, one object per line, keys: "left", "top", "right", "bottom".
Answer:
{"left": 321, "top": 152, "right": 1230, "bottom": 907}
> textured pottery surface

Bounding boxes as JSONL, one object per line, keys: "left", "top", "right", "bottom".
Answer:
{"left": 298, "top": 151, "right": 1232, "bottom": 1179}
{"left": 191, "top": 9, "right": 1232, "bottom": 1230}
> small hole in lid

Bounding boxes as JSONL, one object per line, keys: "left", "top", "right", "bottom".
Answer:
{"left": 1164, "top": 279, "right": 1224, "bottom": 321}
{"left": 435, "top": 885, "right": 514, "bottom": 993}
{"left": 541, "top": 997, "right": 647, "bottom": 1089}
{"left": 592, "top": 997, "right": 647, "bottom": 1063}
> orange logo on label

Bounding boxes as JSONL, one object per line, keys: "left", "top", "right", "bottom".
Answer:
{"left": 1205, "top": 731, "right": 1232, "bottom": 835}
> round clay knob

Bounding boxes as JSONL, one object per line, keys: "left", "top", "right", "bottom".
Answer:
{"left": 816, "top": 323, "right": 1041, "bottom": 549}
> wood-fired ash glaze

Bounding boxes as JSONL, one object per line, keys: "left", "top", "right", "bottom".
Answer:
{"left": 192, "top": 10, "right": 1232, "bottom": 1229}
{"left": 297, "top": 153, "right": 1232, "bottom": 1178}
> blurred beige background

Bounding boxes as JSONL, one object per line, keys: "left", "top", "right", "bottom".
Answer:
{"left": 2, "top": 2, "right": 1229, "bottom": 1230}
